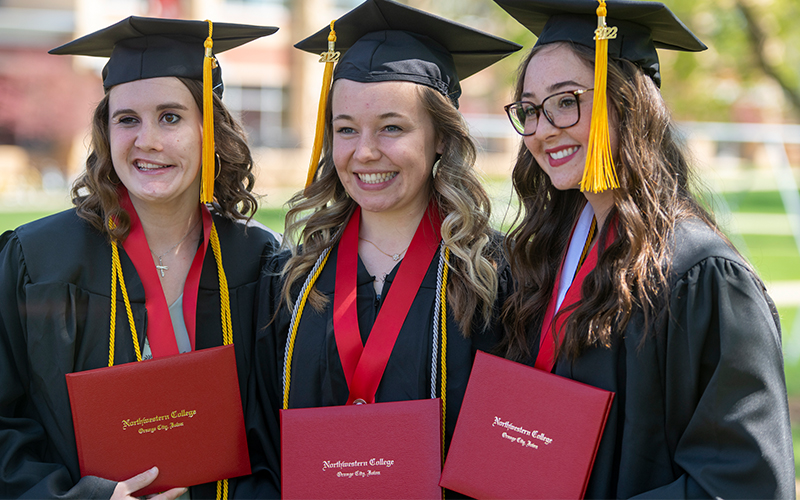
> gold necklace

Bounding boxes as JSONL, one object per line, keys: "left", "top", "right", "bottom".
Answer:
{"left": 358, "top": 236, "right": 409, "bottom": 262}
{"left": 149, "top": 218, "right": 201, "bottom": 278}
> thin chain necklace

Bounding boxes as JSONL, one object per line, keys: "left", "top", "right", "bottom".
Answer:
{"left": 358, "top": 236, "right": 409, "bottom": 262}
{"left": 150, "top": 217, "right": 201, "bottom": 278}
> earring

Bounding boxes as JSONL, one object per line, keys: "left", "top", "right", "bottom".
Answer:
{"left": 432, "top": 157, "right": 442, "bottom": 179}
{"left": 214, "top": 153, "right": 222, "bottom": 180}
{"left": 106, "top": 170, "right": 120, "bottom": 185}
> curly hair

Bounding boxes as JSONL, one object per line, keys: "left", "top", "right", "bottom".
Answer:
{"left": 71, "top": 77, "right": 258, "bottom": 242}
{"left": 280, "top": 82, "right": 500, "bottom": 335}
{"left": 501, "top": 42, "right": 718, "bottom": 362}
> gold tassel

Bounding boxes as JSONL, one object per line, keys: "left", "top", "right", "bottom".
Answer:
{"left": 201, "top": 20, "right": 217, "bottom": 203}
{"left": 581, "top": 1, "right": 619, "bottom": 193}
{"left": 304, "top": 21, "right": 338, "bottom": 189}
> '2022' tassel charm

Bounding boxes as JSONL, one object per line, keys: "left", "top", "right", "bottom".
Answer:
{"left": 581, "top": 1, "right": 619, "bottom": 194}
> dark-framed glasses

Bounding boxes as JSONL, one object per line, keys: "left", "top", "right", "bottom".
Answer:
{"left": 504, "top": 88, "right": 593, "bottom": 137}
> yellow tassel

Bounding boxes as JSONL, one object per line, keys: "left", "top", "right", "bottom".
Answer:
{"left": 304, "top": 21, "right": 338, "bottom": 189}
{"left": 581, "top": 1, "right": 619, "bottom": 194}
{"left": 201, "top": 20, "right": 216, "bottom": 203}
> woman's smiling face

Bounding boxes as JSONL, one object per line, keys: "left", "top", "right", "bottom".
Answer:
{"left": 108, "top": 76, "right": 203, "bottom": 209}
{"left": 331, "top": 79, "right": 443, "bottom": 219}
{"left": 521, "top": 43, "right": 618, "bottom": 192}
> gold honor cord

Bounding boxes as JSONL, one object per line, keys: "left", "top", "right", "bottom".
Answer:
{"left": 282, "top": 246, "right": 450, "bottom": 426}
{"left": 283, "top": 248, "right": 332, "bottom": 410}
{"left": 109, "top": 218, "right": 142, "bottom": 365}
{"left": 304, "top": 21, "right": 339, "bottom": 189}
{"left": 201, "top": 20, "right": 217, "bottom": 204}
{"left": 581, "top": 0, "right": 619, "bottom": 193}
{"left": 107, "top": 216, "right": 232, "bottom": 499}
{"left": 439, "top": 246, "right": 450, "bottom": 469}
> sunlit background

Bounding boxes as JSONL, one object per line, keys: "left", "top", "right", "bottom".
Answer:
{"left": 1, "top": 0, "right": 799, "bottom": 485}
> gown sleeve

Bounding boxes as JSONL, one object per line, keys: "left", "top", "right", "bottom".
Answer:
{"left": 235, "top": 251, "right": 289, "bottom": 499}
{"left": 632, "top": 255, "right": 795, "bottom": 499}
{"left": 0, "top": 233, "right": 117, "bottom": 500}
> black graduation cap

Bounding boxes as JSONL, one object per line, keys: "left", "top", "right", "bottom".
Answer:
{"left": 294, "top": 0, "right": 522, "bottom": 104}
{"left": 49, "top": 16, "right": 278, "bottom": 96}
{"left": 493, "top": 0, "right": 707, "bottom": 87}
{"left": 50, "top": 16, "right": 277, "bottom": 203}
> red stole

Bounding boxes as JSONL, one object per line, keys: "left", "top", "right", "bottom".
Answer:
{"left": 333, "top": 204, "right": 442, "bottom": 404}
{"left": 119, "top": 189, "right": 211, "bottom": 358}
{"left": 535, "top": 217, "right": 616, "bottom": 372}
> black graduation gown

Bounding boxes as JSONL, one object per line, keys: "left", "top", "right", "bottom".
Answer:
{"left": 0, "top": 208, "right": 279, "bottom": 500}
{"left": 241, "top": 242, "right": 509, "bottom": 498}
{"left": 526, "top": 218, "right": 795, "bottom": 498}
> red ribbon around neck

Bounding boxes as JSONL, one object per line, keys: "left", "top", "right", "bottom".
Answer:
{"left": 119, "top": 188, "right": 210, "bottom": 358}
{"left": 535, "top": 217, "right": 617, "bottom": 372}
{"left": 333, "top": 203, "right": 442, "bottom": 404}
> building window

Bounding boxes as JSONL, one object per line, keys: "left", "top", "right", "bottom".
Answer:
{"left": 224, "top": 85, "right": 289, "bottom": 148}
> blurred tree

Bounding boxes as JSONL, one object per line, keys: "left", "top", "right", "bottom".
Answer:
{"left": 661, "top": 0, "right": 800, "bottom": 123}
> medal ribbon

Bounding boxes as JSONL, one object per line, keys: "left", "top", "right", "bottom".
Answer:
{"left": 119, "top": 188, "right": 210, "bottom": 357}
{"left": 333, "top": 203, "right": 442, "bottom": 404}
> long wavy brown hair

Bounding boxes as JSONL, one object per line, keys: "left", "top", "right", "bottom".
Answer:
{"left": 71, "top": 76, "right": 258, "bottom": 242}
{"left": 501, "top": 42, "right": 718, "bottom": 362}
{"left": 280, "top": 82, "right": 500, "bottom": 335}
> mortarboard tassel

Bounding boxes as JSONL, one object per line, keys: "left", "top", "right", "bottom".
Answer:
{"left": 581, "top": 1, "right": 619, "bottom": 193}
{"left": 304, "top": 21, "right": 338, "bottom": 189}
{"left": 201, "top": 20, "right": 216, "bottom": 203}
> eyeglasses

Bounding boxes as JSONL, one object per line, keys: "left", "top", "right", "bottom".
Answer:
{"left": 504, "top": 89, "right": 593, "bottom": 137}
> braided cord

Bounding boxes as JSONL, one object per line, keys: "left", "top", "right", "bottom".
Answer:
{"left": 216, "top": 477, "right": 228, "bottom": 500}
{"left": 209, "top": 220, "right": 232, "bottom": 500}
{"left": 108, "top": 217, "right": 141, "bottom": 366}
{"left": 439, "top": 247, "right": 450, "bottom": 465}
{"left": 283, "top": 248, "right": 332, "bottom": 409}
{"left": 107, "top": 217, "right": 232, "bottom": 499}
{"left": 430, "top": 245, "right": 446, "bottom": 398}
{"left": 109, "top": 240, "right": 118, "bottom": 368}
{"left": 210, "top": 222, "right": 233, "bottom": 345}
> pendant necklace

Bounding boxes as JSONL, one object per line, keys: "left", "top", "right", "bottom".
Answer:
{"left": 150, "top": 217, "right": 201, "bottom": 278}
{"left": 359, "top": 236, "right": 409, "bottom": 262}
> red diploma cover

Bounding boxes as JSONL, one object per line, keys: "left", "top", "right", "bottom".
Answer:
{"left": 280, "top": 398, "right": 442, "bottom": 499}
{"left": 65, "top": 344, "right": 251, "bottom": 496}
{"left": 440, "top": 351, "right": 614, "bottom": 499}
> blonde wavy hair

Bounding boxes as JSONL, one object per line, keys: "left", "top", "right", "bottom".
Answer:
{"left": 280, "top": 83, "right": 500, "bottom": 335}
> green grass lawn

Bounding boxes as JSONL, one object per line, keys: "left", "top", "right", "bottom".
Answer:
{"left": 736, "top": 234, "right": 800, "bottom": 282}
{"left": 718, "top": 189, "right": 796, "bottom": 214}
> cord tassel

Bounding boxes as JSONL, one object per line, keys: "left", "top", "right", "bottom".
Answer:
{"left": 201, "top": 20, "right": 216, "bottom": 203}
{"left": 304, "top": 21, "right": 338, "bottom": 189}
{"left": 581, "top": 1, "right": 618, "bottom": 193}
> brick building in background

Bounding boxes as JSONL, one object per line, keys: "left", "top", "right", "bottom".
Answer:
{"left": 0, "top": 0, "right": 520, "bottom": 202}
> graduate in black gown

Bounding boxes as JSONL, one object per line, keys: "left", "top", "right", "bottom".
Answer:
{"left": 0, "top": 17, "right": 280, "bottom": 500}
{"left": 241, "top": 0, "right": 520, "bottom": 496}
{"left": 495, "top": 0, "right": 795, "bottom": 497}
